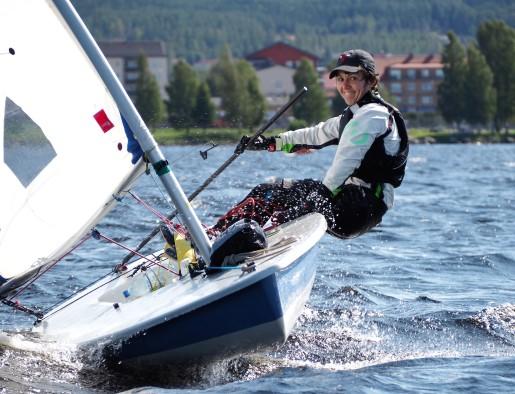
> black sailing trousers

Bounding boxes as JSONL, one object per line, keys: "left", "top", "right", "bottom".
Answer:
{"left": 213, "top": 178, "right": 387, "bottom": 238}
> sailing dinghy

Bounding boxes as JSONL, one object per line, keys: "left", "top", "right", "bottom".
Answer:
{"left": 0, "top": 0, "right": 326, "bottom": 365}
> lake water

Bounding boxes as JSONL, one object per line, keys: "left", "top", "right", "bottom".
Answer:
{"left": 1, "top": 144, "right": 515, "bottom": 393}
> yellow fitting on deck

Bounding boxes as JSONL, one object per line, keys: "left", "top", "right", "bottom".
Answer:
{"left": 174, "top": 233, "right": 196, "bottom": 262}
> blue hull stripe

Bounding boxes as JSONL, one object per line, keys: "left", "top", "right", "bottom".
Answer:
{"left": 111, "top": 274, "right": 282, "bottom": 361}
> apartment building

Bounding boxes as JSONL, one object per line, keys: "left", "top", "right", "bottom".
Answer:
{"left": 98, "top": 41, "right": 169, "bottom": 100}
{"left": 380, "top": 54, "right": 444, "bottom": 113}
{"left": 323, "top": 54, "right": 444, "bottom": 113}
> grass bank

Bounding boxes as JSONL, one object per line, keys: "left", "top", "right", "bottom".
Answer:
{"left": 152, "top": 127, "right": 515, "bottom": 146}
{"left": 152, "top": 127, "right": 267, "bottom": 145}
{"left": 409, "top": 128, "right": 515, "bottom": 143}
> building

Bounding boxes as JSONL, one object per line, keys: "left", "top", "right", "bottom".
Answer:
{"left": 323, "top": 53, "right": 444, "bottom": 113}
{"left": 381, "top": 54, "right": 443, "bottom": 113}
{"left": 256, "top": 65, "right": 296, "bottom": 97}
{"left": 244, "top": 42, "right": 319, "bottom": 118}
{"left": 245, "top": 42, "right": 319, "bottom": 70}
{"left": 253, "top": 65, "right": 296, "bottom": 124}
{"left": 98, "top": 41, "right": 169, "bottom": 100}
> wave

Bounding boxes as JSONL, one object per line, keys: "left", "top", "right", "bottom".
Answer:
{"left": 461, "top": 304, "right": 515, "bottom": 345}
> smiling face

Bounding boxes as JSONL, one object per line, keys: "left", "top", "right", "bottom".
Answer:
{"left": 334, "top": 71, "right": 373, "bottom": 106}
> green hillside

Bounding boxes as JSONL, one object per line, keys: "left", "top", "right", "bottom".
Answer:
{"left": 73, "top": 0, "right": 514, "bottom": 63}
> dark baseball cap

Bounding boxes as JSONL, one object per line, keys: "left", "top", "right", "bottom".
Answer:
{"left": 329, "top": 49, "right": 376, "bottom": 79}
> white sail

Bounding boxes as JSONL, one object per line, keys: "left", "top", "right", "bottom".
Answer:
{"left": 0, "top": 1, "right": 144, "bottom": 290}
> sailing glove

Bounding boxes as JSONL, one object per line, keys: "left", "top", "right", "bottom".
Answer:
{"left": 235, "top": 135, "right": 276, "bottom": 154}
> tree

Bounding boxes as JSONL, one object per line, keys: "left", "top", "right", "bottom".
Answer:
{"left": 192, "top": 81, "right": 215, "bottom": 128}
{"left": 134, "top": 54, "right": 166, "bottom": 127}
{"left": 207, "top": 45, "right": 233, "bottom": 98}
{"left": 292, "top": 59, "right": 329, "bottom": 125}
{"left": 235, "top": 60, "right": 265, "bottom": 128}
{"left": 208, "top": 45, "right": 242, "bottom": 127}
{"left": 437, "top": 32, "right": 467, "bottom": 128}
{"left": 477, "top": 20, "right": 515, "bottom": 131}
{"left": 463, "top": 44, "right": 496, "bottom": 128}
{"left": 208, "top": 46, "right": 265, "bottom": 128}
{"left": 166, "top": 59, "right": 199, "bottom": 128}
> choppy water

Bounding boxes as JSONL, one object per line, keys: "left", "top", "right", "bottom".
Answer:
{"left": 1, "top": 144, "right": 515, "bottom": 393}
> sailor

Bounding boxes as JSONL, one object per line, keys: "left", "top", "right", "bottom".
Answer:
{"left": 213, "top": 49, "right": 409, "bottom": 238}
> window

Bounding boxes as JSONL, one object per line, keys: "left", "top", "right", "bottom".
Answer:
{"left": 406, "top": 69, "right": 416, "bottom": 79}
{"left": 421, "top": 69, "right": 430, "bottom": 78}
{"left": 407, "top": 82, "right": 416, "bottom": 92}
{"left": 125, "top": 71, "right": 139, "bottom": 81}
{"left": 407, "top": 96, "right": 416, "bottom": 105}
{"left": 394, "top": 95, "right": 402, "bottom": 103}
{"left": 389, "top": 68, "right": 401, "bottom": 80}
{"left": 421, "top": 82, "right": 433, "bottom": 92}
{"left": 435, "top": 69, "right": 444, "bottom": 78}
{"left": 125, "top": 59, "right": 138, "bottom": 70}
{"left": 421, "top": 96, "right": 433, "bottom": 105}
{"left": 390, "top": 82, "right": 402, "bottom": 93}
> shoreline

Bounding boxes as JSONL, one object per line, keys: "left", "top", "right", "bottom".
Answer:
{"left": 151, "top": 128, "right": 515, "bottom": 146}
{"left": 408, "top": 133, "right": 515, "bottom": 144}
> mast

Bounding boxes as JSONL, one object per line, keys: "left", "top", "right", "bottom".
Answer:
{"left": 53, "top": 0, "right": 212, "bottom": 262}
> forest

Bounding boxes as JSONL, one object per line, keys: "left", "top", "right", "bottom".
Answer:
{"left": 73, "top": 0, "right": 514, "bottom": 64}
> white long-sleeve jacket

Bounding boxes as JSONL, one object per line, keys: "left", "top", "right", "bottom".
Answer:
{"left": 276, "top": 102, "right": 402, "bottom": 209}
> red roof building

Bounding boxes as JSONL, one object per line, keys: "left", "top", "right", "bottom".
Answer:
{"left": 381, "top": 54, "right": 443, "bottom": 113}
{"left": 245, "top": 42, "right": 319, "bottom": 70}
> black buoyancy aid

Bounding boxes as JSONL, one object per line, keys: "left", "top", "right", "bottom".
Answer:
{"left": 338, "top": 92, "right": 409, "bottom": 188}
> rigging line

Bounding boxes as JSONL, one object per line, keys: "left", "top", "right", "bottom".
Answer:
{"left": 41, "top": 251, "right": 180, "bottom": 321}
{"left": 119, "top": 87, "right": 309, "bottom": 265}
{"left": 127, "top": 191, "right": 171, "bottom": 224}
{"left": 41, "top": 264, "right": 136, "bottom": 320}
{"left": 149, "top": 168, "right": 175, "bottom": 211}
{"left": 147, "top": 141, "right": 218, "bottom": 212}
{"left": 146, "top": 140, "right": 216, "bottom": 207}
{"left": 7, "top": 233, "right": 92, "bottom": 302}
{"left": 1, "top": 299, "right": 43, "bottom": 319}
{"left": 39, "top": 237, "right": 294, "bottom": 321}
{"left": 40, "top": 251, "right": 166, "bottom": 317}
{"left": 129, "top": 255, "right": 179, "bottom": 277}
{"left": 92, "top": 229, "right": 180, "bottom": 275}
{"left": 126, "top": 191, "right": 187, "bottom": 235}
{"left": 92, "top": 229, "right": 159, "bottom": 265}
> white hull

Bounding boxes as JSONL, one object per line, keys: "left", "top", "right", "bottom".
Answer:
{"left": 33, "top": 213, "right": 326, "bottom": 365}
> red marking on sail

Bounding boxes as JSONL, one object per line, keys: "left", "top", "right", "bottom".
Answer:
{"left": 93, "top": 109, "right": 114, "bottom": 133}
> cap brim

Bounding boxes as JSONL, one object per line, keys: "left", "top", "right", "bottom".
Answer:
{"left": 329, "top": 65, "right": 361, "bottom": 78}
